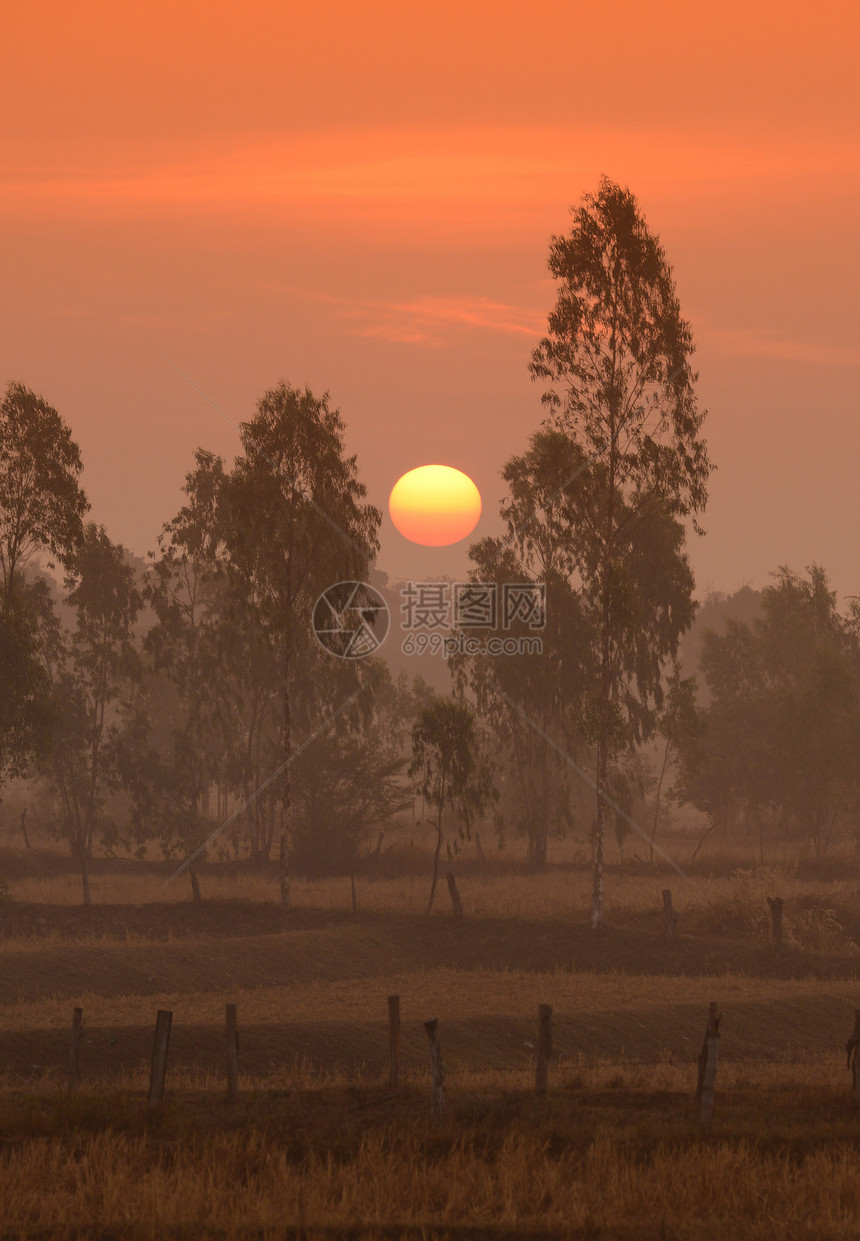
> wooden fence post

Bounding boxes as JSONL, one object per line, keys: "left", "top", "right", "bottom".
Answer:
{"left": 767, "top": 896, "right": 784, "bottom": 945}
{"left": 69, "top": 1007, "right": 83, "bottom": 1093}
{"left": 424, "top": 1018, "right": 446, "bottom": 1118}
{"left": 845, "top": 1009, "right": 860, "bottom": 1100}
{"left": 279, "top": 834, "right": 290, "bottom": 909}
{"left": 226, "top": 1004, "right": 239, "bottom": 1102}
{"left": 388, "top": 995, "right": 401, "bottom": 1087}
{"left": 189, "top": 868, "right": 201, "bottom": 903}
{"left": 696, "top": 1001, "right": 721, "bottom": 1123}
{"left": 148, "top": 1010, "right": 173, "bottom": 1107}
{"left": 662, "top": 889, "right": 679, "bottom": 943}
{"left": 446, "top": 872, "right": 463, "bottom": 918}
{"left": 535, "top": 1004, "right": 553, "bottom": 1096}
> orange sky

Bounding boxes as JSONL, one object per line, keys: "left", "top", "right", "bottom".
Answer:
{"left": 2, "top": 0, "right": 858, "bottom": 599}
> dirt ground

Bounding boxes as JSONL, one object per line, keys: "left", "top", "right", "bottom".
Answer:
{"left": 4, "top": 854, "right": 860, "bottom": 1238}
{"left": 2, "top": 891, "right": 860, "bottom": 1084}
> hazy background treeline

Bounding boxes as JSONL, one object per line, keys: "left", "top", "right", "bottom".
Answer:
{"left": 3, "top": 372, "right": 858, "bottom": 902}
{"left": 2, "top": 180, "right": 859, "bottom": 909}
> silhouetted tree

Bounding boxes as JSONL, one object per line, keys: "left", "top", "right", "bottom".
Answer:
{"left": 133, "top": 449, "right": 277, "bottom": 859}
{"left": 0, "top": 381, "right": 88, "bottom": 794}
{"left": 43, "top": 525, "right": 142, "bottom": 903}
{"left": 224, "top": 384, "right": 381, "bottom": 845}
{"left": 133, "top": 387, "right": 381, "bottom": 864}
{"left": 675, "top": 565, "right": 860, "bottom": 860}
{"left": 453, "top": 521, "right": 586, "bottom": 866}
{"left": 289, "top": 734, "right": 410, "bottom": 877}
{"left": 0, "top": 578, "right": 56, "bottom": 790}
{"left": 528, "top": 178, "right": 711, "bottom": 925}
{"left": 410, "top": 697, "right": 496, "bottom": 913}
{"left": 648, "top": 660, "right": 700, "bottom": 861}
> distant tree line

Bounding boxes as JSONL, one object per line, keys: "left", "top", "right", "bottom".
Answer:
{"left": 0, "top": 380, "right": 425, "bottom": 902}
{"left": 3, "top": 178, "right": 858, "bottom": 912}
{"left": 669, "top": 569, "right": 860, "bottom": 862}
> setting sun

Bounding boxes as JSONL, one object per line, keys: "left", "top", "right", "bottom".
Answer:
{"left": 388, "top": 464, "right": 482, "bottom": 546}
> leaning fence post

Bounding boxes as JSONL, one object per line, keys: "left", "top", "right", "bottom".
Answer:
{"left": 226, "top": 1004, "right": 239, "bottom": 1102}
{"left": 446, "top": 872, "right": 463, "bottom": 918}
{"left": 148, "top": 1010, "right": 173, "bottom": 1107}
{"left": 189, "top": 868, "right": 201, "bottom": 903}
{"left": 535, "top": 1004, "right": 553, "bottom": 1096}
{"left": 767, "top": 896, "right": 784, "bottom": 945}
{"left": 424, "top": 1018, "right": 446, "bottom": 1118}
{"left": 662, "top": 889, "right": 679, "bottom": 943}
{"left": 696, "top": 1001, "right": 721, "bottom": 1123}
{"left": 845, "top": 1009, "right": 860, "bottom": 1100}
{"left": 69, "top": 1007, "right": 83, "bottom": 1093}
{"left": 388, "top": 995, "right": 401, "bottom": 1087}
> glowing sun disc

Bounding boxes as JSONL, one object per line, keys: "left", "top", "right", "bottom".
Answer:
{"left": 389, "top": 464, "right": 482, "bottom": 547}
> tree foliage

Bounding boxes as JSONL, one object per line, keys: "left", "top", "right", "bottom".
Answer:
{"left": 674, "top": 565, "right": 860, "bottom": 859}
{"left": 0, "top": 381, "right": 89, "bottom": 598}
{"left": 132, "top": 385, "right": 383, "bottom": 864}
{"left": 410, "top": 696, "right": 496, "bottom": 913}
{"left": 452, "top": 517, "right": 585, "bottom": 866}
{"left": 0, "top": 381, "right": 89, "bottom": 798}
{"left": 223, "top": 384, "right": 381, "bottom": 841}
{"left": 0, "top": 577, "right": 56, "bottom": 788}
{"left": 527, "top": 178, "right": 711, "bottom": 925}
{"left": 43, "top": 524, "right": 142, "bottom": 901}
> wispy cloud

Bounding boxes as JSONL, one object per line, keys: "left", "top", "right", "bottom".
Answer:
{"left": 323, "top": 295, "right": 860, "bottom": 363}
{"left": 323, "top": 293, "right": 547, "bottom": 346}
{"left": 3, "top": 126, "right": 856, "bottom": 231}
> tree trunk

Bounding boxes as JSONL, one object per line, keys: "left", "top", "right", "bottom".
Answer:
{"left": 592, "top": 311, "right": 620, "bottom": 931}
{"left": 446, "top": 871, "right": 463, "bottom": 917}
{"left": 591, "top": 690, "right": 609, "bottom": 928}
{"left": 426, "top": 813, "right": 444, "bottom": 915}
{"left": 650, "top": 741, "right": 670, "bottom": 863}
{"left": 80, "top": 853, "right": 91, "bottom": 907}
{"left": 281, "top": 636, "right": 292, "bottom": 840}
{"left": 262, "top": 793, "right": 276, "bottom": 860}
{"left": 592, "top": 536, "right": 613, "bottom": 929}
{"left": 591, "top": 803, "right": 605, "bottom": 929}
{"left": 692, "top": 815, "right": 719, "bottom": 861}
{"left": 530, "top": 824, "right": 548, "bottom": 868}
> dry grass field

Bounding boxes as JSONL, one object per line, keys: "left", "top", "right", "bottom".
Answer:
{"left": 3, "top": 841, "right": 860, "bottom": 1239}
